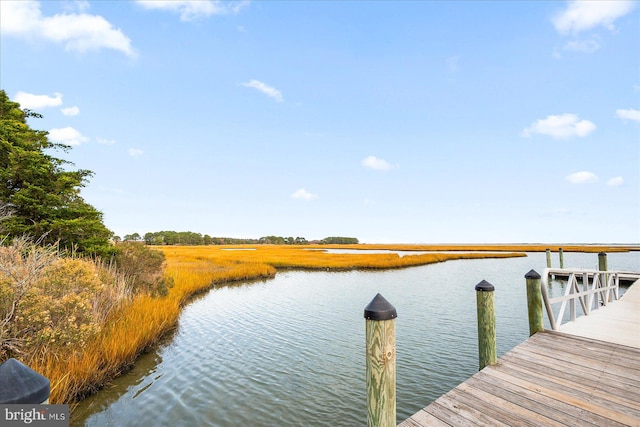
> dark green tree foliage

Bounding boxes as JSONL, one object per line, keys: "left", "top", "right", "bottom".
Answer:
{"left": 0, "top": 90, "right": 112, "bottom": 254}
{"left": 259, "top": 235, "right": 286, "bottom": 245}
{"left": 139, "top": 231, "right": 359, "bottom": 246}
{"left": 123, "top": 233, "right": 141, "bottom": 242}
{"left": 143, "top": 231, "right": 205, "bottom": 245}
{"left": 320, "top": 237, "right": 359, "bottom": 244}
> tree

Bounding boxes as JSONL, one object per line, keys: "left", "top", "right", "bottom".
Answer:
{"left": 320, "top": 237, "right": 359, "bottom": 244}
{"left": 0, "top": 90, "right": 112, "bottom": 255}
{"left": 123, "top": 233, "right": 141, "bottom": 242}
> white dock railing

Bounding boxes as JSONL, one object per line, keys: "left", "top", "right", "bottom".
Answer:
{"left": 540, "top": 268, "right": 640, "bottom": 331}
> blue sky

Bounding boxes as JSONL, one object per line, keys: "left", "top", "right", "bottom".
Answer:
{"left": 1, "top": 0, "right": 638, "bottom": 243}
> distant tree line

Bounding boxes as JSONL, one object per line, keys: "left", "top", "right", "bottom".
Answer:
{"left": 319, "top": 236, "right": 360, "bottom": 244}
{"left": 120, "top": 231, "right": 359, "bottom": 246}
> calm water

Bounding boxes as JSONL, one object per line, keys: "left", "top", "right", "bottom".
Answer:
{"left": 73, "top": 251, "right": 639, "bottom": 426}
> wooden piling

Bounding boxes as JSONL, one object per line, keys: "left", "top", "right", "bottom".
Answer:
{"left": 475, "top": 280, "right": 496, "bottom": 370}
{"left": 546, "top": 249, "right": 551, "bottom": 268}
{"left": 598, "top": 252, "right": 608, "bottom": 272}
{"left": 364, "top": 294, "right": 397, "bottom": 427}
{"left": 559, "top": 248, "right": 564, "bottom": 268}
{"left": 525, "top": 269, "right": 544, "bottom": 336}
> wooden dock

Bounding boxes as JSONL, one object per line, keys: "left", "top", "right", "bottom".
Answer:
{"left": 558, "top": 280, "right": 640, "bottom": 348}
{"left": 399, "top": 279, "right": 640, "bottom": 427}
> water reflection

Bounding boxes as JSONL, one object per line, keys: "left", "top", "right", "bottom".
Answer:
{"left": 72, "top": 332, "right": 174, "bottom": 425}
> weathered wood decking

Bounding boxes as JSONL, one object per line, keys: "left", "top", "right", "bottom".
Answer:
{"left": 399, "top": 280, "right": 640, "bottom": 427}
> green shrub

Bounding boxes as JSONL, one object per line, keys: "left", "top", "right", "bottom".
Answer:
{"left": 112, "top": 242, "right": 173, "bottom": 297}
{"left": 0, "top": 240, "right": 130, "bottom": 359}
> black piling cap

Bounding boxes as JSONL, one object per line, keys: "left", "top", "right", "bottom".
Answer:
{"left": 598, "top": 252, "right": 607, "bottom": 257}
{"left": 364, "top": 293, "right": 397, "bottom": 320}
{"left": 525, "top": 269, "right": 541, "bottom": 279}
{"left": 475, "top": 280, "right": 495, "bottom": 292}
{"left": 0, "top": 358, "right": 50, "bottom": 404}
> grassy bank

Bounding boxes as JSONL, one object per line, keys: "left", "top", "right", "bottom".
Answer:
{"left": 155, "top": 244, "right": 529, "bottom": 271}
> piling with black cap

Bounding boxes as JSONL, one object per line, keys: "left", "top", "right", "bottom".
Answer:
{"left": 0, "top": 358, "right": 50, "bottom": 404}
{"left": 525, "top": 269, "right": 544, "bottom": 336}
{"left": 559, "top": 248, "right": 564, "bottom": 268}
{"left": 364, "top": 293, "right": 397, "bottom": 427}
{"left": 475, "top": 280, "right": 496, "bottom": 370}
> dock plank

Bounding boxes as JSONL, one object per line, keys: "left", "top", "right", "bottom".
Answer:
{"left": 482, "top": 363, "right": 639, "bottom": 425}
{"left": 499, "top": 352, "right": 639, "bottom": 408}
{"left": 527, "top": 331, "right": 640, "bottom": 370}
{"left": 453, "top": 380, "right": 560, "bottom": 427}
{"left": 397, "top": 410, "right": 451, "bottom": 427}
{"left": 462, "top": 374, "right": 603, "bottom": 427}
{"left": 505, "top": 342, "right": 640, "bottom": 387}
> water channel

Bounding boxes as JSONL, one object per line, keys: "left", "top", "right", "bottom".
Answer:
{"left": 73, "top": 251, "right": 639, "bottom": 426}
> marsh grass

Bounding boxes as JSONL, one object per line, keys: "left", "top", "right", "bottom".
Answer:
{"left": 157, "top": 245, "right": 528, "bottom": 271}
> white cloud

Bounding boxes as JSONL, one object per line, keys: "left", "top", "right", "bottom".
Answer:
{"left": 566, "top": 171, "right": 598, "bottom": 184}
{"left": 0, "top": 0, "right": 136, "bottom": 57}
{"left": 242, "top": 80, "right": 283, "bottom": 102}
{"left": 616, "top": 108, "right": 640, "bottom": 122}
{"left": 129, "top": 148, "right": 144, "bottom": 157}
{"left": 48, "top": 126, "right": 88, "bottom": 145}
{"left": 136, "top": 0, "right": 249, "bottom": 21}
{"left": 522, "top": 113, "right": 596, "bottom": 139}
{"left": 563, "top": 37, "right": 601, "bottom": 53}
{"left": 607, "top": 176, "right": 624, "bottom": 187}
{"left": 291, "top": 188, "right": 317, "bottom": 201}
{"left": 552, "top": 0, "right": 635, "bottom": 34}
{"left": 96, "top": 137, "right": 116, "bottom": 145}
{"left": 14, "top": 91, "right": 63, "bottom": 109}
{"left": 362, "top": 155, "right": 394, "bottom": 171}
{"left": 61, "top": 106, "right": 80, "bottom": 116}
{"left": 63, "top": 1, "right": 91, "bottom": 13}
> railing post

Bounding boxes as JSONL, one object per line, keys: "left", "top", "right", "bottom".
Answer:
{"left": 525, "top": 269, "right": 544, "bottom": 336}
{"left": 0, "top": 358, "right": 50, "bottom": 404}
{"left": 546, "top": 249, "right": 552, "bottom": 268}
{"left": 598, "top": 252, "right": 608, "bottom": 304}
{"left": 559, "top": 248, "right": 564, "bottom": 268}
{"left": 364, "top": 294, "right": 397, "bottom": 427}
{"left": 475, "top": 280, "right": 496, "bottom": 370}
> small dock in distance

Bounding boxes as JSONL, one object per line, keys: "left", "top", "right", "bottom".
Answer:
{"left": 398, "top": 273, "right": 640, "bottom": 427}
